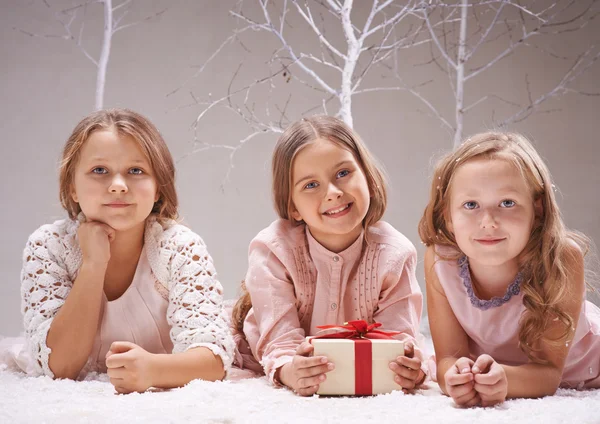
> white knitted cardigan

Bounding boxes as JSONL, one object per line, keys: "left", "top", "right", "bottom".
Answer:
{"left": 20, "top": 215, "right": 235, "bottom": 377}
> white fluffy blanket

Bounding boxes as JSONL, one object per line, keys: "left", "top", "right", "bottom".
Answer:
{"left": 1, "top": 343, "right": 598, "bottom": 424}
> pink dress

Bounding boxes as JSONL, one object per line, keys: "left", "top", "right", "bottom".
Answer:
{"left": 82, "top": 246, "right": 173, "bottom": 375}
{"left": 434, "top": 248, "right": 600, "bottom": 389}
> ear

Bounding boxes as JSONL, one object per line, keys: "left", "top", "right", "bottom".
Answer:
{"left": 534, "top": 197, "right": 544, "bottom": 219}
{"left": 70, "top": 186, "right": 78, "bottom": 203}
{"left": 154, "top": 191, "right": 160, "bottom": 203}
{"left": 290, "top": 205, "right": 302, "bottom": 222}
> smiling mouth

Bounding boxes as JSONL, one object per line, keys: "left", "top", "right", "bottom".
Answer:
{"left": 323, "top": 203, "right": 352, "bottom": 216}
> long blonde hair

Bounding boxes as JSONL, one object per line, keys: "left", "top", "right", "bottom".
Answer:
{"left": 418, "top": 131, "right": 589, "bottom": 362}
{"left": 59, "top": 108, "right": 178, "bottom": 222}
{"left": 232, "top": 115, "right": 387, "bottom": 334}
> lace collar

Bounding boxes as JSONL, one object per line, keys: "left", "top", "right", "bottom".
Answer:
{"left": 458, "top": 256, "right": 523, "bottom": 311}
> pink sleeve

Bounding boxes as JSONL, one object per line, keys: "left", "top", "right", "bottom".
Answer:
{"left": 243, "top": 238, "right": 305, "bottom": 385}
{"left": 373, "top": 244, "right": 425, "bottom": 365}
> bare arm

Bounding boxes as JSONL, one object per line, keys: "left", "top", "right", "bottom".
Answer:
{"left": 425, "top": 246, "right": 472, "bottom": 395}
{"left": 46, "top": 261, "right": 106, "bottom": 379}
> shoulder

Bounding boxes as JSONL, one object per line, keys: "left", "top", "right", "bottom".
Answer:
{"left": 23, "top": 218, "right": 81, "bottom": 275}
{"left": 145, "top": 218, "right": 213, "bottom": 285}
{"left": 367, "top": 221, "right": 416, "bottom": 259}
{"left": 251, "top": 219, "right": 306, "bottom": 252}
{"left": 25, "top": 218, "right": 79, "bottom": 257}
{"left": 149, "top": 218, "right": 207, "bottom": 250}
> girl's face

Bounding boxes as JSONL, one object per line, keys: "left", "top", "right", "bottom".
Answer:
{"left": 448, "top": 158, "right": 538, "bottom": 268}
{"left": 290, "top": 138, "right": 371, "bottom": 252}
{"left": 71, "top": 130, "right": 158, "bottom": 232}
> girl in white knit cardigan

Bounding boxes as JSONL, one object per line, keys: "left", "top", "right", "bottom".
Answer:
{"left": 17, "top": 108, "right": 234, "bottom": 393}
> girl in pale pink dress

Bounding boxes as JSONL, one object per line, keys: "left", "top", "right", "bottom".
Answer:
{"left": 419, "top": 132, "right": 600, "bottom": 407}
{"left": 8, "top": 109, "right": 234, "bottom": 393}
{"left": 230, "top": 115, "right": 425, "bottom": 396}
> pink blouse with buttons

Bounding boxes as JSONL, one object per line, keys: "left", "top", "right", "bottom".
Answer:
{"left": 239, "top": 219, "right": 423, "bottom": 383}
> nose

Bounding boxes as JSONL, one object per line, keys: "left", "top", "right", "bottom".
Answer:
{"left": 480, "top": 209, "right": 498, "bottom": 229}
{"left": 109, "top": 174, "right": 128, "bottom": 193}
{"left": 326, "top": 182, "right": 343, "bottom": 201}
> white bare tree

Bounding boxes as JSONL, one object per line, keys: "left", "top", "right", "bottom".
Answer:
{"left": 17, "top": 0, "right": 165, "bottom": 110}
{"left": 172, "top": 0, "right": 430, "bottom": 182}
{"left": 409, "top": 0, "right": 600, "bottom": 146}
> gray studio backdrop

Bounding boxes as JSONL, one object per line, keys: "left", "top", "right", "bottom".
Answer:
{"left": 1, "top": 0, "right": 599, "bottom": 336}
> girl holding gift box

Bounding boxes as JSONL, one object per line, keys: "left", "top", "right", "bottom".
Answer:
{"left": 231, "top": 115, "right": 426, "bottom": 396}
{"left": 16, "top": 108, "right": 234, "bottom": 393}
{"left": 419, "top": 132, "right": 600, "bottom": 407}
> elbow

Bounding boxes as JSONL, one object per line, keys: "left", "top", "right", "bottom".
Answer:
{"left": 48, "top": 357, "right": 81, "bottom": 381}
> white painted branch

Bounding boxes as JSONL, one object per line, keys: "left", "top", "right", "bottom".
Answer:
{"left": 95, "top": 0, "right": 112, "bottom": 110}
{"left": 453, "top": 0, "right": 468, "bottom": 147}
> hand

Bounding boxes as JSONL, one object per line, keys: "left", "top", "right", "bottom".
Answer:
{"left": 444, "top": 357, "right": 480, "bottom": 407}
{"left": 106, "top": 341, "right": 155, "bottom": 394}
{"left": 389, "top": 342, "right": 426, "bottom": 392}
{"left": 472, "top": 354, "right": 508, "bottom": 407}
{"left": 277, "top": 341, "right": 335, "bottom": 396}
{"left": 78, "top": 220, "right": 115, "bottom": 268}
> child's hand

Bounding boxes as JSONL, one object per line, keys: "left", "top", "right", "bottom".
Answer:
{"left": 389, "top": 342, "right": 426, "bottom": 392}
{"left": 78, "top": 220, "right": 115, "bottom": 268}
{"left": 105, "top": 341, "right": 155, "bottom": 394}
{"left": 444, "top": 357, "right": 481, "bottom": 407}
{"left": 277, "top": 341, "right": 335, "bottom": 397}
{"left": 472, "top": 354, "right": 508, "bottom": 407}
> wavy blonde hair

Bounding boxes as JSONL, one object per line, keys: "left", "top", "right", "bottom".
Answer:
{"left": 59, "top": 108, "right": 178, "bottom": 222}
{"left": 232, "top": 115, "right": 388, "bottom": 335}
{"left": 418, "top": 131, "right": 589, "bottom": 362}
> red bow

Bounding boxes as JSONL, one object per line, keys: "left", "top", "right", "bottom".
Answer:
{"left": 313, "top": 320, "right": 401, "bottom": 340}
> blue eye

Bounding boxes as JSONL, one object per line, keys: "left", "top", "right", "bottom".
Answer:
{"left": 337, "top": 169, "right": 350, "bottom": 178}
{"left": 92, "top": 167, "right": 107, "bottom": 174}
{"left": 463, "top": 201, "right": 478, "bottom": 210}
{"left": 500, "top": 199, "right": 515, "bottom": 208}
{"left": 304, "top": 181, "right": 318, "bottom": 190}
{"left": 129, "top": 168, "right": 144, "bottom": 175}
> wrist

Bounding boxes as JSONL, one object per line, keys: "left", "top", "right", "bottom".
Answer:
{"left": 81, "top": 259, "right": 108, "bottom": 273}
{"left": 275, "top": 363, "right": 291, "bottom": 388}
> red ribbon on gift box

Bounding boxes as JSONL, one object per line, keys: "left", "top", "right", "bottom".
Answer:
{"left": 310, "top": 320, "right": 401, "bottom": 395}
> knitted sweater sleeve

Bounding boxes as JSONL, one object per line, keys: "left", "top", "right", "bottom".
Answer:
{"left": 163, "top": 226, "right": 235, "bottom": 370}
{"left": 20, "top": 224, "right": 75, "bottom": 377}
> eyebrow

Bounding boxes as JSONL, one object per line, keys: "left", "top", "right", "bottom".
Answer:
{"left": 87, "top": 157, "right": 148, "bottom": 165}
{"left": 294, "top": 160, "right": 353, "bottom": 187}
{"left": 456, "top": 187, "right": 523, "bottom": 197}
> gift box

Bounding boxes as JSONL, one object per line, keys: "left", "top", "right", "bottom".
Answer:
{"left": 307, "top": 320, "right": 404, "bottom": 396}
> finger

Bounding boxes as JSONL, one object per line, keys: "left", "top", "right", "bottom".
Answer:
{"left": 109, "top": 341, "right": 137, "bottom": 355}
{"left": 296, "top": 385, "right": 319, "bottom": 397}
{"left": 473, "top": 369, "right": 501, "bottom": 385}
{"left": 389, "top": 361, "right": 420, "bottom": 381}
{"left": 298, "top": 373, "right": 327, "bottom": 389}
{"left": 394, "top": 374, "right": 417, "bottom": 390}
{"left": 460, "top": 393, "right": 481, "bottom": 408}
{"left": 396, "top": 355, "right": 421, "bottom": 371}
{"left": 472, "top": 354, "right": 494, "bottom": 374}
{"left": 298, "top": 362, "right": 335, "bottom": 378}
{"left": 455, "top": 357, "right": 474, "bottom": 374}
{"left": 404, "top": 342, "right": 415, "bottom": 358}
{"left": 107, "top": 367, "right": 128, "bottom": 379}
{"left": 473, "top": 382, "right": 503, "bottom": 396}
{"left": 446, "top": 371, "right": 473, "bottom": 387}
{"left": 110, "top": 377, "right": 124, "bottom": 388}
{"left": 296, "top": 341, "right": 315, "bottom": 356}
{"left": 447, "top": 381, "right": 475, "bottom": 399}
{"left": 106, "top": 352, "right": 133, "bottom": 369}
{"left": 294, "top": 355, "right": 329, "bottom": 370}
{"left": 453, "top": 388, "right": 479, "bottom": 406}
